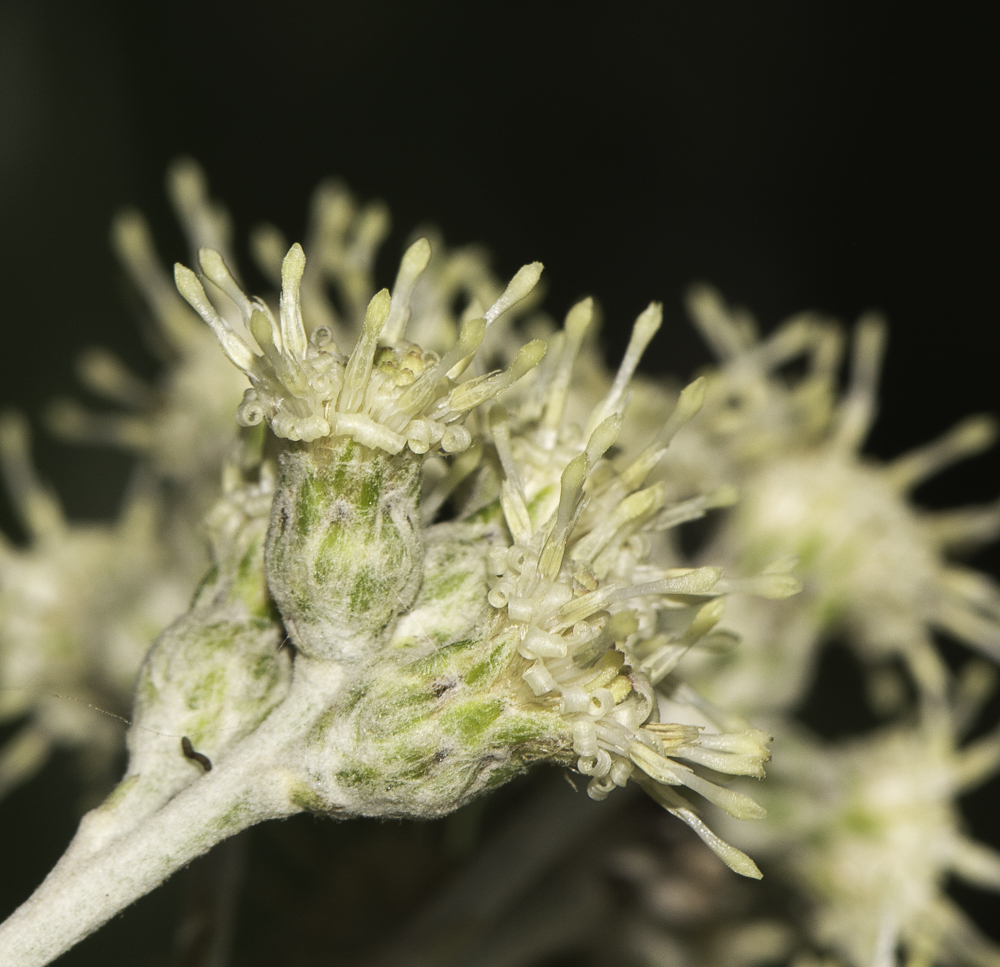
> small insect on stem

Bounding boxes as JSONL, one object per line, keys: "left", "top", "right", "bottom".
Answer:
{"left": 180, "top": 736, "right": 213, "bottom": 772}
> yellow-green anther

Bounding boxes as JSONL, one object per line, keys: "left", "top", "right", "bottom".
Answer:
{"left": 0, "top": 412, "right": 65, "bottom": 540}
{"left": 572, "top": 482, "right": 667, "bottom": 565}
{"left": 606, "top": 566, "right": 723, "bottom": 605}
{"left": 76, "top": 348, "right": 155, "bottom": 411}
{"left": 446, "top": 340, "right": 547, "bottom": 413}
{"left": 584, "top": 415, "right": 622, "bottom": 469}
{"left": 174, "top": 264, "right": 258, "bottom": 373}
{"left": 381, "top": 236, "right": 432, "bottom": 345}
{"left": 621, "top": 376, "right": 706, "bottom": 491}
{"left": 685, "top": 283, "right": 753, "bottom": 362}
{"left": 249, "top": 223, "right": 287, "bottom": 286}
{"left": 248, "top": 308, "right": 283, "bottom": 371}
{"left": 167, "top": 157, "right": 232, "bottom": 260}
{"left": 198, "top": 248, "right": 254, "bottom": 323}
{"left": 278, "top": 243, "right": 309, "bottom": 361}
{"left": 539, "top": 453, "right": 589, "bottom": 579}
{"left": 490, "top": 407, "right": 532, "bottom": 544}
{"left": 484, "top": 262, "right": 543, "bottom": 326}
{"left": 341, "top": 289, "right": 392, "bottom": 413}
{"left": 421, "top": 438, "right": 483, "bottom": 521}
{"left": 586, "top": 301, "right": 662, "bottom": 436}
{"left": 541, "top": 297, "right": 593, "bottom": 438}
{"left": 394, "top": 317, "right": 487, "bottom": 422}
{"left": 679, "top": 598, "right": 726, "bottom": 647}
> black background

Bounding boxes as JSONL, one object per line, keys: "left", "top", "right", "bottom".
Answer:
{"left": 1, "top": 3, "right": 998, "bottom": 963}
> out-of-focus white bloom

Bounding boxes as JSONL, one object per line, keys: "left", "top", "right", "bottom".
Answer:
{"left": 721, "top": 677, "right": 1000, "bottom": 967}
{"left": 673, "top": 288, "right": 1000, "bottom": 708}
{"left": 0, "top": 413, "right": 190, "bottom": 798}
{"left": 45, "top": 161, "right": 249, "bottom": 509}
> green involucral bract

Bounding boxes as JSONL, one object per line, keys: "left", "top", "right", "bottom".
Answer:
{"left": 292, "top": 518, "right": 570, "bottom": 817}
{"left": 266, "top": 439, "right": 423, "bottom": 662}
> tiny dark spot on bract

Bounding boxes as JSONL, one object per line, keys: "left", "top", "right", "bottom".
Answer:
{"left": 429, "top": 679, "right": 454, "bottom": 698}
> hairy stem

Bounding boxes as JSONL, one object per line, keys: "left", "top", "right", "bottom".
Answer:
{"left": 0, "top": 656, "right": 347, "bottom": 967}
{"left": 0, "top": 737, "right": 297, "bottom": 967}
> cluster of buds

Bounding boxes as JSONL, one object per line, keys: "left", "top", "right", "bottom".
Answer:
{"left": 0, "top": 162, "right": 997, "bottom": 967}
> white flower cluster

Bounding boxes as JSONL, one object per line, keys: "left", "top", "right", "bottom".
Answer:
{"left": 473, "top": 300, "right": 799, "bottom": 876}
{"left": 175, "top": 241, "right": 544, "bottom": 450}
{"left": 0, "top": 161, "right": 997, "bottom": 967}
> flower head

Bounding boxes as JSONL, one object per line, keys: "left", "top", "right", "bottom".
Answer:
{"left": 673, "top": 288, "right": 1000, "bottom": 708}
{"left": 723, "top": 682, "right": 1000, "bottom": 967}
{"left": 175, "top": 240, "right": 546, "bottom": 450}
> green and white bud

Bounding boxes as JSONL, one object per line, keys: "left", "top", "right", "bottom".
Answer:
{"left": 266, "top": 438, "right": 424, "bottom": 661}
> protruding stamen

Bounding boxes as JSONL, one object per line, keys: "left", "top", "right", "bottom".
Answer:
{"left": 586, "top": 302, "right": 662, "bottom": 435}
{"left": 278, "top": 244, "right": 309, "bottom": 362}
{"left": 0, "top": 412, "right": 65, "bottom": 539}
{"left": 713, "top": 569, "right": 802, "bottom": 599}
{"left": 421, "top": 440, "right": 483, "bottom": 522}
{"left": 886, "top": 415, "right": 998, "bottom": 492}
{"left": 443, "top": 340, "right": 547, "bottom": 415}
{"left": 631, "top": 744, "right": 765, "bottom": 819}
{"left": 751, "top": 314, "right": 827, "bottom": 374}
{"left": 572, "top": 483, "right": 666, "bottom": 567}
{"left": 950, "top": 836, "right": 1000, "bottom": 890}
{"left": 199, "top": 248, "right": 254, "bottom": 325}
{"left": 539, "top": 454, "right": 589, "bottom": 579}
{"left": 44, "top": 400, "right": 154, "bottom": 451}
{"left": 341, "top": 289, "right": 392, "bottom": 413}
{"left": 831, "top": 312, "right": 887, "bottom": 452}
{"left": 954, "top": 725, "right": 1000, "bottom": 792}
{"left": 639, "top": 599, "right": 726, "bottom": 684}
{"left": 489, "top": 407, "right": 532, "bottom": 543}
{"left": 484, "top": 262, "right": 544, "bottom": 326}
{"left": 381, "top": 237, "right": 432, "bottom": 345}
{"left": 248, "top": 223, "right": 287, "bottom": 286}
{"left": 76, "top": 349, "right": 155, "bottom": 410}
{"left": 932, "top": 597, "right": 1000, "bottom": 662}
{"left": 685, "top": 284, "right": 757, "bottom": 363}
{"left": 111, "top": 209, "right": 201, "bottom": 350}
{"left": 174, "top": 265, "right": 257, "bottom": 374}
{"left": 540, "top": 297, "right": 594, "bottom": 441}
{"left": 652, "top": 486, "right": 738, "bottom": 533}
{"left": 618, "top": 377, "right": 707, "bottom": 492}
{"left": 167, "top": 157, "right": 233, "bottom": 262}
{"left": 605, "top": 566, "right": 722, "bottom": 605}
{"left": 921, "top": 500, "right": 1000, "bottom": 551}
{"left": 584, "top": 416, "right": 621, "bottom": 469}
{"left": 642, "top": 780, "right": 763, "bottom": 878}
{"left": 553, "top": 567, "right": 722, "bottom": 629}
{"left": 393, "top": 318, "right": 487, "bottom": 425}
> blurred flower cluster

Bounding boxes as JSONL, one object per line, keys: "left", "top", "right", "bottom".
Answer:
{"left": 1, "top": 161, "right": 998, "bottom": 966}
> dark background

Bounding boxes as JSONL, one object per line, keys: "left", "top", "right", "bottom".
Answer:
{"left": 1, "top": 3, "right": 998, "bottom": 963}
